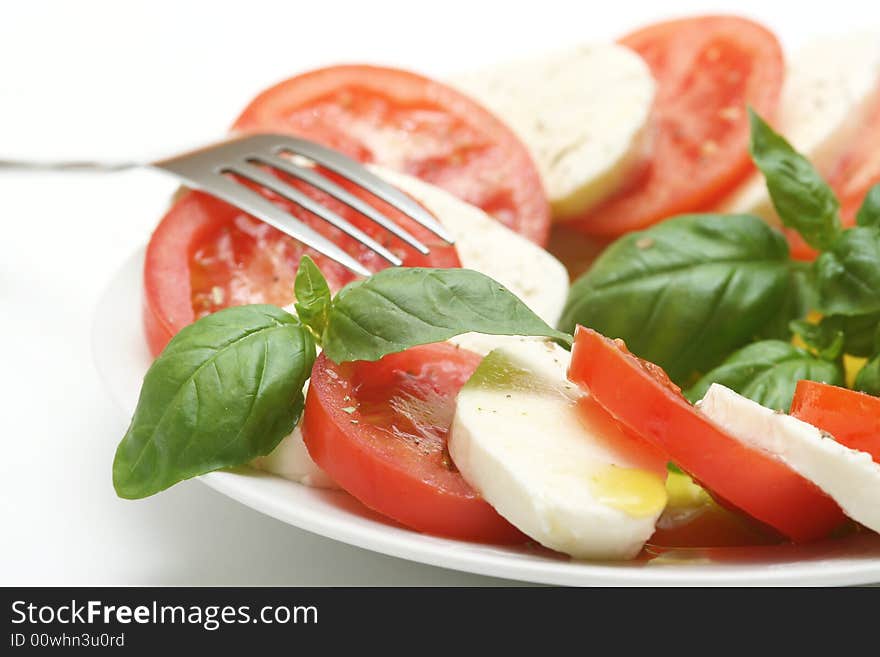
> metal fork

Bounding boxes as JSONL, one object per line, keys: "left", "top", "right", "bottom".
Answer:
{"left": 0, "top": 134, "right": 454, "bottom": 276}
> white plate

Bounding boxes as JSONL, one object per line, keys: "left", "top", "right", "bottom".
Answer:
{"left": 93, "top": 247, "right": 880, "bottom": 586}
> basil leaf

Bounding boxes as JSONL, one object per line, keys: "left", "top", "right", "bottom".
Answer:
{"left": 789, "top": 319, "right": 845, "bottom": 361}
{"left": 839, "top": 313, "right": 880, "bottom": 357}
{"left": 559, "top": 214, "right": 796, "bottom": 384}
{"left": 814, "top": 227, "right": 880, "bottom": 316}
{"left": 748, "top": 109, "right": 841, "bottom": 251}
{"left": 797, "top": 312, "right": 880, "bottom": 358}
{"left": 855, "top": 355, "right": 880, "bottom": 396}
{"left": 856, "top": 183, "right": 880, "bottom": 228}
{"left": 294, "top": 255, "right": 332, "bottom": 340}
{"left": 757, "top": 261, "right": 816, "bottom": 341}
{"left": 322, "top": 268, "right": 571, "bottom": 363}
{"left": 685, "top": 340, "right": 843, "bottom": 412}
{"left": 113, "top": 305, "right": 316, "bottom": 499}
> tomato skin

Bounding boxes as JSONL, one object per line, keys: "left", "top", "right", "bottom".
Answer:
{"left": 567, "top": 326, "right": 846, "bottom": 543}
{"left": 790, "top": 381, "right": 880, "bottom": 464}
{"left": 233, "top": 65, "right": 550, "bottom": 244}
{"left": 569, "top": 16, "right": 784, "bottom": 237}
{"left": 303, "top": 344, "right": 524, "bottom": 543}
{"left": 143, "top": 173, "right": 460, "bottom": 356}
{"left": 143, "top": 191, "right": 229, "bottom": 357}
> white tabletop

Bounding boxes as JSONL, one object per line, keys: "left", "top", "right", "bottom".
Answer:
{"left": 0, "top": 0, "right": 872, "bottom": 585}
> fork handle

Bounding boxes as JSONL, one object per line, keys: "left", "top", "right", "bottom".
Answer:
{"left": 0, "top": 158, "right": 140, "bottom": 172}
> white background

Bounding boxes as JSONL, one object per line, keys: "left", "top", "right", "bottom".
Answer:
{"left": 1, "top": 0, "right": 877, "bottom": 585}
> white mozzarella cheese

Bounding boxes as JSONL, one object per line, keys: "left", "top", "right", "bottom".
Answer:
{"left": 699, "top": 384, "right": 880, "bottom": 533}
{"left": 449, "top": 340, "right": 667, "bottom": 560}
{"left": 255, "top": 171, "right": 570, "bottom": 487}
{"left": 724, "top": 34, "right": 880, "bottom": 221}
{"left": 451, "top": 44, "right": 655, "bottom": 220}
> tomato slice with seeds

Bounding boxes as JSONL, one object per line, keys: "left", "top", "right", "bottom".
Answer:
{"left": 790, "top": 380, "right": 880, "bottom": 463}
{"left": 143, "top": 172, "right": 459, "bottom": 356}
{"left": 567, "top": 326, "right": 846, "bottom": 543}
{"left": 568, "top": 15, "right": 784, "bottom": 237}
{"left": 233, "top": 65, "right": 550, "bottom": 244}
{"left": 302, "top": 343, "right": 523, "bottom": 543}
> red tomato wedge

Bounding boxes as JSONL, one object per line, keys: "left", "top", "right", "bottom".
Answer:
{"left": 790, "top": 380, "right": 880, "bottom": 464}
{"left": 233, "top": 65, "right": 550, "bottom": 244}
{"left": 568, "top": 15, "right": 784, "bottom": 237}
{"left": 143, "top": 174, "right": 459, "bottom": 356}
{"left": 567, "top": 326, "right": 846, "bottom": 542}
{"left": 302, "top": 343, "right": 523, "bottom": 543}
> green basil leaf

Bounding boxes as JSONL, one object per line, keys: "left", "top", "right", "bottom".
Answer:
{"left": 756, "top": 261, "right": 816, "bottom": 341}
{"left": 805, "top": 312, "right": 880, "bottom": 357}
{"left": 322, "top": 267, "right": 571, "bottom": 363}
{"left": 559, "top": 214, "right": 795, "bottom": 384}
{"left": 685, "top": 340, "right": 844, "bottom": 412}
{"left": 856, "top": 183, "right": 880, "bottom": 228}
{"left": 855, "top": 354, "right": 880, "bottom": 396}
{"left": 294, "top": 255, "right": 332, "bottom": 340}
{"left": 113, "top": 305, "right": 316, "bottom": 499}
{"left": 814, "top": 227, "right": 880, "bottom": 316}
{"left": 840, "top": 313, "right": 880, "bottom": 357}
{"left": 789, "top": 319, "right": 845, "bottom": 361}
{"left": 748, "top": 109, "right": 842, "bottom": 251}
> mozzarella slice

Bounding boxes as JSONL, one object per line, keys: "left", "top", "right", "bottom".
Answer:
{"left": 254, "top": 171, "right": 570, "bottom": 487}
{"left": 451, "top": 44, "right": 655, "bottom": 220}
{"left": 449, "top": 340, "right": 667, "bottom": 560}
{"left": 724, "top": 34, "right": 880, "bottom": 221}
{"left": 699, "top": 384, "right": 880, "bottom": 533}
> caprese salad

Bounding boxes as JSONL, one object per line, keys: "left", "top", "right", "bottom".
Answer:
{"left": 114, "top": 15, "right": 880, "bottom": 562}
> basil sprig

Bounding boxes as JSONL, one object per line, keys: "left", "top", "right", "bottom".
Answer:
{"left": 792, "top": 312, "right": 880, "bottom": 358}
{"left": 814, "top": 228, "right": 880, "bottom": 316}
{"left": 559, "top": 213, "right": 799, "bottom": 384}
{"left": 748, "top": 111, "right": 880, "bottom": 319}
{"left": 748, "top": 109, "right": 842, "bottom": 251}
{"left": 113, "top": 306, "right": 316, "bottom": 498}
{"left": 563, "top": 110, "right": 880, "bottom": 405}
{"left": 294, "top": 255, "right": 332, "bottom": 338}
{"left": 685, "top": 340, "right": 843, "bottom": 412}
{"left": 114, "top": 263, "right": 569, "bottom": 498}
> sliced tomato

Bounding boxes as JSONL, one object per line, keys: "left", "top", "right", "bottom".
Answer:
{"left": 568, "top": 15, "right": 784, "bottom": 237}
{"left": 143, "top": 173, "right": 459, "bottom": 356}
{"left": 790, "top": 380, "right": 880, "bottom": 463}
{"left": 567, "top": 326, "right": 846, "bottom": 542}
{"left": 233, "top": 65, "right": 550, "bottom": 244}
{"left": 302, "top": 343, "right": 523, "bottom": 543}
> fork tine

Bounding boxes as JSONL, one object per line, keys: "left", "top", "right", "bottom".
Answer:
{"left": 174, "top": 174, "right": 372, "bottom": 276}
{"left": 229, "top": 163, "right": 404, "bottom": 267}
{"left": 270, "top": 137, "right": 456, "bottom": 244}
{"left": 254, "top": 153, "right": 431, "bottom": 255}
